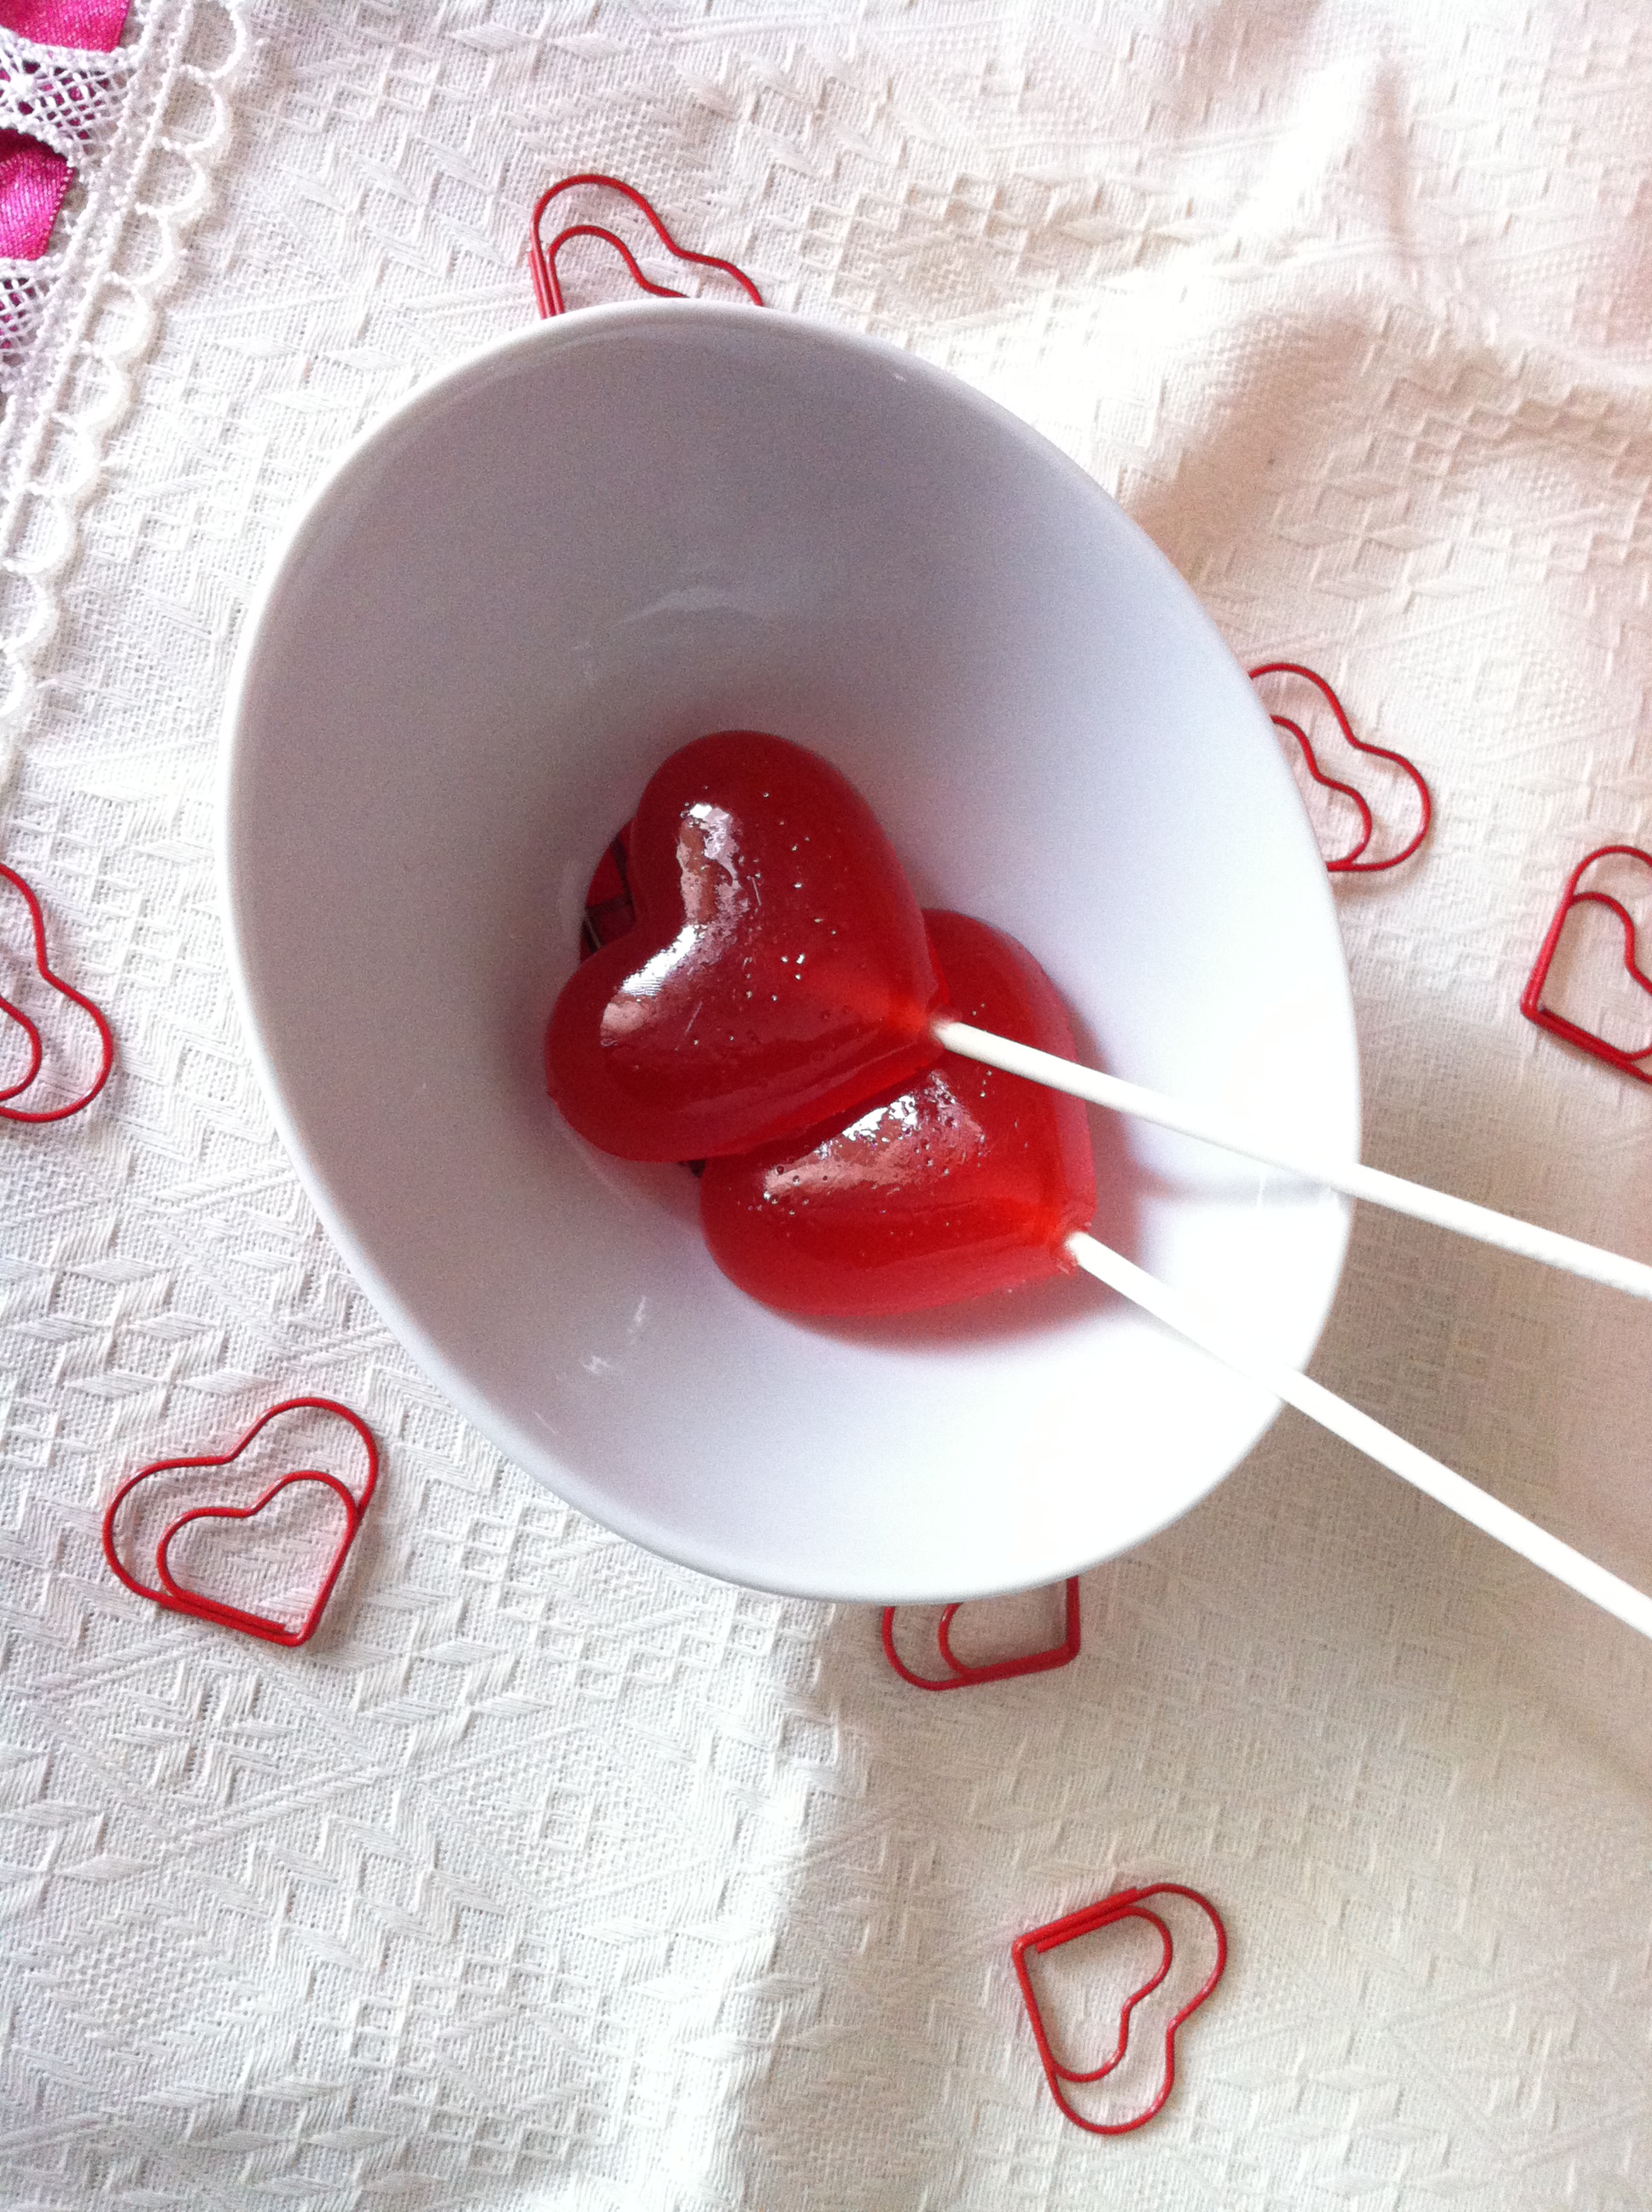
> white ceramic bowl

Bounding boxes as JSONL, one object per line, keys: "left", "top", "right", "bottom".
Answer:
{"left": 223, "top": 301, "right": 1358, "bottom": 1603}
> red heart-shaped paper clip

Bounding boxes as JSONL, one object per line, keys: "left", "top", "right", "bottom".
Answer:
{"left": 1249, "top": 662, "right": 1431, "bottom": 873}
{"left": 1012, "top": 1883, "right": 1227, "bottom": 2135}
{"left": 102, "top": 1398, "right": 379, "bottom": 1647}
{"left": 1521, "top": 845, "right": 1652, "bottom": 1083}
{"left": 0, "top": 991, "right": 42, "bottom": 1102}
{"left": 881, "top": 1578, "right": 1081, "bottom": 1691}
{"left": 529, "top": 172, "right": 765, "bottom": 319}
{"left": 0, "top": 860, "right": 114, "bottom": 1123}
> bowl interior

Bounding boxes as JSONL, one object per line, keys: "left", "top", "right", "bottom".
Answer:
{"left": 224, "top": 301, "right": 1358, "bottom": 1602}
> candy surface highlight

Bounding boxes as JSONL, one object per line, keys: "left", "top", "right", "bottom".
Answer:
{"left": 700, "top": 911, "right": 1096, "bottom": 1314}
{"left": 546, "top": 731, "right": 945, "bottom": 1161}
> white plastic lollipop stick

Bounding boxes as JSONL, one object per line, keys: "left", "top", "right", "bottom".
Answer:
{"left": 1065, "top": 1231, "right": 1652, "bottom": 1644}
{"left": 937, "top": 1018, "right": 1652, "bottom": 1305}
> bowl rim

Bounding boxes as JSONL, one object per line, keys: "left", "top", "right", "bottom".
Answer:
{"left": 219, "top": 296, "right": 1359, "bottom": 1599}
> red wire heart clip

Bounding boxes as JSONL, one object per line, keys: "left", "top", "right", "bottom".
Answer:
{"left": 1521, "top": 844, "right": 1652, "bottom": 1083}
{"left": 881, "top": 1579, "right": 1081, "bottom": 1690}
{"left": 1012, "top": 1883, "right": 1228, "bottom": 2134}
{"left": 528, "top": 172, "right": 764, "bottom": 318}
{"left": 102, "top": 1397, "right": 379, "bottom": 1647}
{"left": 0, "top": 860, "right": 114, "bottom": 1122}
{"left": 1249, "top": 662, "right": 1432, "bottom": 873}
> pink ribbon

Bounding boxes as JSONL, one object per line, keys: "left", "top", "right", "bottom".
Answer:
{"left": 0, "top": 3, "right": 131, "bottom": 263}
{"left": 0, "top": 2, "right": 128, "bottom": 53}
{"left": 0, "top": 128, "right": 67, "bottom": 259}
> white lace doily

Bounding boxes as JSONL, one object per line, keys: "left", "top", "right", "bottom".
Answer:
{"left": 0, "top": 0, "right": 244, "bottom": 772}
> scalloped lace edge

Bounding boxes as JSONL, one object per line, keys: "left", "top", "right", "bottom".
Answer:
{"left": 0, "top": 0, "right": 249, "bottom": 793}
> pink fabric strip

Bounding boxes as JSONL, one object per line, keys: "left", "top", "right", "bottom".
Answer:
{"left": 0, "top": 127, "right": 68, "bottom": 259}
{"left": 0, "top": 0, "right": 128, "bottom": 53}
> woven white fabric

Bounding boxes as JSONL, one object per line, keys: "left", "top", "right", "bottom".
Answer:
{"left": 3, "top": 3, "right": 1652, "bottom": 2207}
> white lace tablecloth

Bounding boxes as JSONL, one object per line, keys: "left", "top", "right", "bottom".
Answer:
{"left": 4, "top": 5, "right": 1652, "bottom": 2208}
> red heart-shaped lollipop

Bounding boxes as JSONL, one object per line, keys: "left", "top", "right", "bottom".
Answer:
{"left": 546, "top": 732, "right": 945, "bottom": 1161}
{"left": 699, "top": 910, "right": 1096, "bottom": 1314}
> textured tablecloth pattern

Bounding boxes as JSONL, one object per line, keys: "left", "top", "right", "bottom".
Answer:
{"left": 3, "top": 6, "right": 1651, "bottom": 2209}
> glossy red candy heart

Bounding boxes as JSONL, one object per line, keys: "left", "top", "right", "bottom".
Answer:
{"left": 546, "top": 732, "right": 945, "bottom": 1161}
{"left": 699, "top": 910, "right": 1096, "bottom": 1314}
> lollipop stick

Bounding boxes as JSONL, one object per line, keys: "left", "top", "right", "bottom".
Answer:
{"left": 937, "top": 1019, "right": 1652, "bottom": 1304}
{"left": 1066, "top": 1231, "right": 1652, "bottom": 1643}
